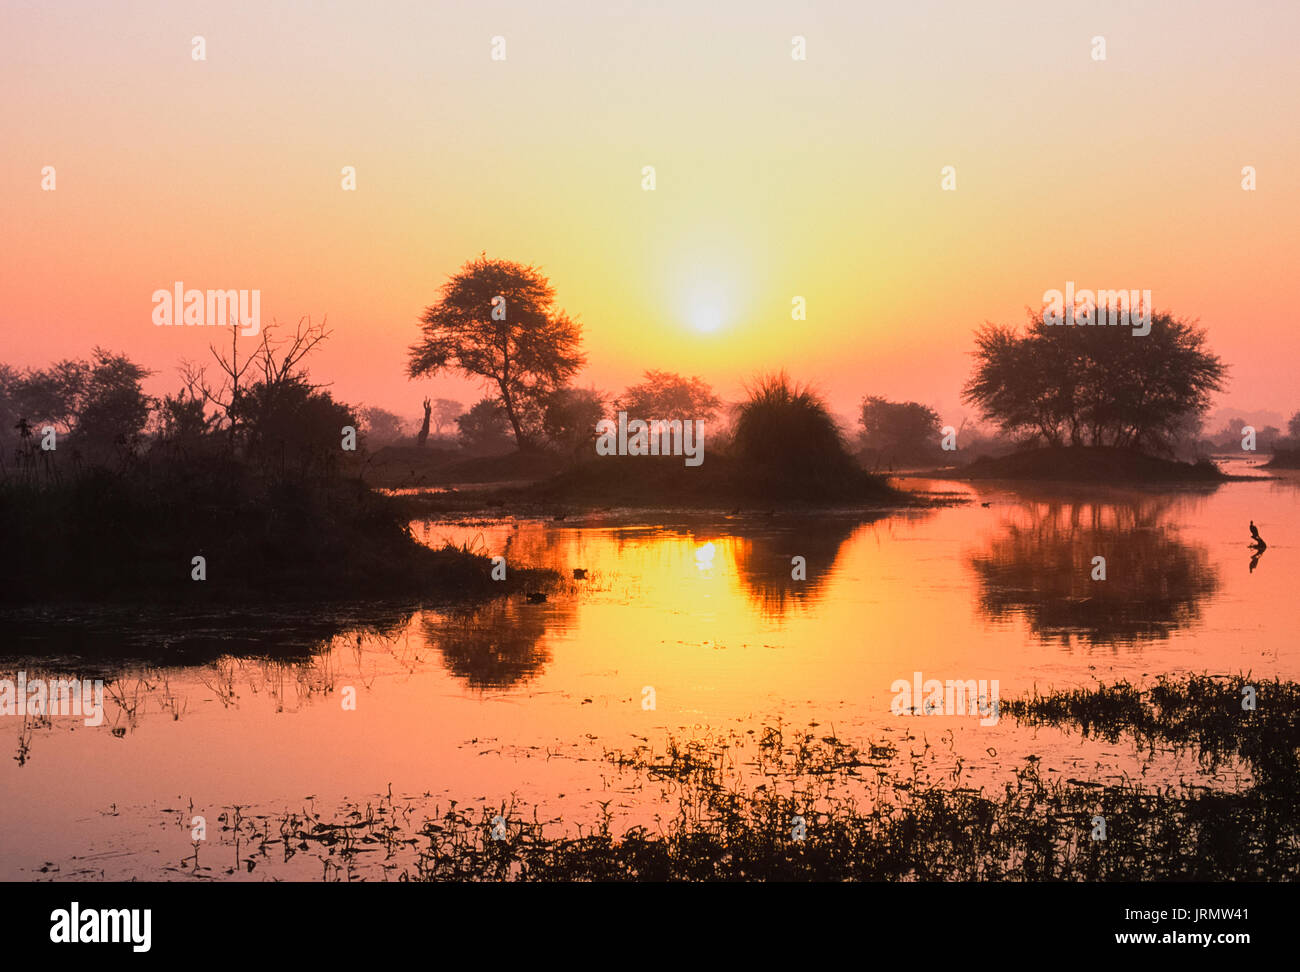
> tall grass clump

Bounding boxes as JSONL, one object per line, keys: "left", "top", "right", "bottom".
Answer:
{"left": 732, "top": 372, "right": 886, "bottom": 501}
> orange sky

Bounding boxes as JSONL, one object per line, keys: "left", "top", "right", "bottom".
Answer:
{"left": 3, "top": 0, "right": 1298, "bottom": 427}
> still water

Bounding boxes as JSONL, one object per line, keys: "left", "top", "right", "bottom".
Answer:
{"left": 1, "top": 458, "right": 1294, "bottom": 879}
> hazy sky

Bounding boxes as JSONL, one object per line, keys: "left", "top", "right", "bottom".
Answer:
{"left": 3, "top": 0, "right": 1298, "bottom": 427}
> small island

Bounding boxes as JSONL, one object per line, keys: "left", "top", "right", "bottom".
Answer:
{"left": 947, "top": 446, "right": 1226, "bottom": 483}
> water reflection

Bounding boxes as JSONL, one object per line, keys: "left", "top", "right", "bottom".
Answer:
{"left": 423, "top": 597, "right": 575, "bottom": 690}
{"left": 0, "top": 603, "right": 415, "bottom": 668}
{"left": 967, "top": 495, "right": 1219, "bottom": 646}
{"left": 1249, "top": 546, "right": 1266, "bottom": 573}
{"left": 729, "top": 517, "right": 864, "bottom": 618}
{"left": 8, "top": 480, "right": 1299, "bottom": 879}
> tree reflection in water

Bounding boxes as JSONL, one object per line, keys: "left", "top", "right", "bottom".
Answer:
{"left": 967, "top": 495, "right": 1219, "bottom": 646}
{"left": 729, "top": 516, "right": 883, "bottom": 620}
{"left": 424, "top": 596, "right": 574, "bottom": 690}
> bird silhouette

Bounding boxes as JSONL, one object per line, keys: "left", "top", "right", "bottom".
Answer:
{"left": 1249, "top": 520, "right": 1266, "bottom": 549}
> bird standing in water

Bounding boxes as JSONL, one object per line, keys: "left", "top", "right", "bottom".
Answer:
{"left": 1249, "top": 521, "right": 1266, "bottom": 549}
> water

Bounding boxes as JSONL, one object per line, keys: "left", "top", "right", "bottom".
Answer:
{"left": 2, "top": 457, "right": 1294, "bottom": 879}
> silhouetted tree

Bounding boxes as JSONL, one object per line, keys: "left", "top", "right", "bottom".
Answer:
{"left": 962, "top": 311, "right": 1226, "bottom": 454}
{"left": 155, "top": 389, "right": 215, "bottom": 444}
{"left": 858, "top": 396, "right": 942, "bottom": 464}
{"left": 75, "top": 364, "right": 155, "bottom": 457}
{"left": 432, "top": 398, "right": 463, "bottom": 436}
{"left": 0, "top": 365, "right": 18, "bottom": 422}
{"left": 9, "top": 349, "right": 154, "bottom": 460}
{"left": 9, "top": 359, "right": 87, "bottom": 434}
{"left": 231, "top": 379, "right": 356, "bottom": 479}
{"left": 360, "top": 406, "right": 407, "bottom": 446}
{"left": 542, "top": 386, "right": 606, "bottom": 457}
{"left": 618, "top": 370, "right": 722, "bottom": 423}
{"left": 181, "top": 317, "right": 332, "bottom": 449}
{"left": 408, "top": 256, "right": 585, "bottom": 450}
{"left": 456, "top": 397, "right": 513, "bottom": 456}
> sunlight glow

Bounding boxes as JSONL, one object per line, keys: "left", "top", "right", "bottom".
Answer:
{"left": 686, "top": 292, "right": 726, "bottom": 333}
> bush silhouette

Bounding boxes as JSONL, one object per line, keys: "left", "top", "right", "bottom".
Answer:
{"left": 732, "top": 373, "right": 860, "bottom": 494}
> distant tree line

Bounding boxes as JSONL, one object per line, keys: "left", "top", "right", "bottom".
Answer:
{"left": 10, "top": 255, "right": 1279, "bottom": 484}
{"left": 1, "top": 319, "right": 363, "bottom": 482}
{"left": 410, "top": 257, "right": 1255, "bottom": 471}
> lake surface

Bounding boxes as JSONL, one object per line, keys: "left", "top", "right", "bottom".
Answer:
{"left": 2, "top": 456, "right": 1294, "bottom": 880}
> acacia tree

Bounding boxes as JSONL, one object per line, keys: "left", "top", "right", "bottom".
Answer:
{"left": 962, "top": 311, "right": 1226, "bottom": 454}
{"left": 617, "top": 370, "right": 722, "bottom": 423}
{"left": 858, "top": 397, "right": 942, "bottom": 463}
{"left": 542, "top": 386, "right": 606, "bottom": 457}
{"left": 431, "top": 398, "right": 463, "bottom": 436}
{"left": 457, "top": 397, "right": 513, "bottom": 455}
{"left": 181, "top": 316, "right": 332, "bottom": 447}
{"left": 408, "top": 257, "right": 585, "bottom": 450}
{"left": 360, "top": 406, "right": 407, "bottom": 445}
{"left": 9, "top": 349, "right": 154, "bottom": 457}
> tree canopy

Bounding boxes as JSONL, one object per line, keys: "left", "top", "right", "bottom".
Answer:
{"left": 961, "top": 311, "right": 1226, "bottom": 454}
{"left": 3, "top": 348, "right": 154, "bottom": 460}
{"left": 457, "top": 397, "right": 513, "bottom": 455}
{"left": 431, "top": 398, "right": 463, "bottom": 436}
{"left": 542, "top": 386, "right": 606, "bottom": 456}
{"left": 409, "top": 256, "right": 584, "bottom": 450}
{"left": 618, "top": 370, "right": 722, "bottom": 423}
{"left": 858, "top": 396, "right": 942, "bottom": 463}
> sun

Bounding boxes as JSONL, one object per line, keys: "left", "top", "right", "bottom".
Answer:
{"left": 685, "top": 287, "right": 728, "bottom": 334}
{"left": 667, "top": 239, "right": 751, "bottom": 335}
{"left": 689, "top": 303, "right": 723, "bottom": 333}
{"left": 694, "top": 542, "right": 716, "bottom": 569}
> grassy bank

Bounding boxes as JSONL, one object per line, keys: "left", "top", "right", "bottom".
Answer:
{"left": 519, "top": 453, "right": 905, "bottom": 509}
{"left": 932, "top": 446, "right": 1227, "bottom": 483}
{"left": 359, "top": 445, "right": 565, "bottom": 490}
{"left": 378, "top": 455, "right": 912, "bottom": 519}
{"left": 1264, "top": 448, "right": 1300, "bottom": 469}
{"left": 0, "top": 460, "right": 553, "bottom": 604}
